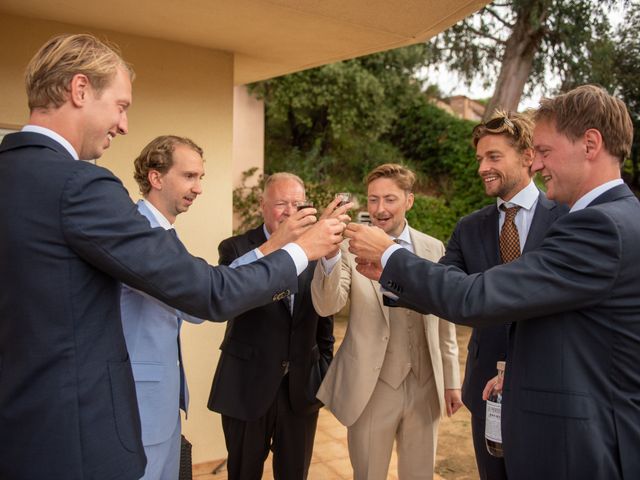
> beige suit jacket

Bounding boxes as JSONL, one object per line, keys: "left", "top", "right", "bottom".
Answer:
{"left": 311, "top": 226, "right": 460, "bottom": 427}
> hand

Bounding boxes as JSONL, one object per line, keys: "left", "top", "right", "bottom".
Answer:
{"left": 296, "top": 218, "right": 347, "bottom": 261}
{"left": 344, "top": 223, "right": 394, "bottom": 264}
{"left": 444, "top": 388, "right": 463, "bottom": 417}
{"left": 482, "top": 375, "right": 502, "bottom": 401}
{"left": 319, "top": 195, "right": 353, "bottom": 222}
{"left": 354, "top": 256, "right": 383, "bottom": 281}
{"left": 259, "top": 208, "right": 318, "bottom": 256}
{"left": 319, "top": 196, "right": 353, "bottom": 258}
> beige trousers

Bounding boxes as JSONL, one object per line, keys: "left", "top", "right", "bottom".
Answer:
{"left": 347, "top": 372, "right": 440, "bottom": 480}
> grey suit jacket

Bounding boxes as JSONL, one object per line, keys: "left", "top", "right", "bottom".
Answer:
{"left": 0, "top": 132, "right": 298, "bottom": 480}
{"left": 439, "top": 192, "right": 567, "bottom": 417}
{"left": 381, "top": 184, "right": 640, "bottom": 479}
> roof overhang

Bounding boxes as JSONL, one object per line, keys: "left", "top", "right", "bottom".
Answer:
{"left": 0, "top": 0, "right": 488, "bottom": 84}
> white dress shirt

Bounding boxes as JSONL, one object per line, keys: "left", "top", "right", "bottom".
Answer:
{"left": 570, "top": 179, "right": 624, "bottom": 212}
{"left": 22, "top": 125, "right": 79, "bottom": 160}
{"left": 496, "top": 179, "right": 540, "bottom": 249}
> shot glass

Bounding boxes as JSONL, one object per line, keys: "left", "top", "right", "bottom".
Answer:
{"left": 335, "top": 192, "right": 353, "bottom": 208}
{"left": 295, "top": 200, "right": 314, "bottom": 211}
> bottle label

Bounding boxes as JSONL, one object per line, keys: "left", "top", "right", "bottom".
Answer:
{"left": 485, "top": 400, "right": 502, "bottom": 443}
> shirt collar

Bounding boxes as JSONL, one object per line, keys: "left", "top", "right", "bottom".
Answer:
{"left": 570, "top": 179, "right": 624, "bottom": 212}
{"left": 141, "top": 199, "right": 174, "bottom": 230}
{"left": 497, "top": 180, "right": 538, "bottom": 211}
{"left": 263, "top": 224, "right": 271, "bottom": 240}
{"left": 391, "top": 220, "right": 412, "bottom": 246}
{"left": 22, "top": 125, "right": 79, "bottom": 160}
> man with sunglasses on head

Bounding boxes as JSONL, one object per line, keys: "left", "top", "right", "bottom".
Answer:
{"left": 439, "top": 111, "right": 567, "bottom": 480}
{"left": 345, "top": 85, "right": 640, "bottom": 478}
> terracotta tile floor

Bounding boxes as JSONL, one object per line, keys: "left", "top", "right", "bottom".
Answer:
{"left": 193, "top": 321, "right": 476, "bottom": 479}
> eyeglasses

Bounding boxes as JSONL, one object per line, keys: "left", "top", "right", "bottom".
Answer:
{"left": 473, "top": 116, "right": 520, "bottom": 137}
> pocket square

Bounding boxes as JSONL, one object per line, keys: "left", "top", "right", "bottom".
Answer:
{"left": 272, "top": 290, "right": 291, "bottom": 302}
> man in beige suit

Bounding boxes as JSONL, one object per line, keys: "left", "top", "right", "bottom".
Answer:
{"left": 311, "top": 163, "right": 462, "bottom": 479}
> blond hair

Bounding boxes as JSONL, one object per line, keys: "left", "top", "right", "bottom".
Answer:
{"left": 534, "top": 85, "right": 633, "bottom": 162}
{"left": 25, "top": 33, "right": 134, "bottom": 111}
{"left": 263, "top": 172, "right": 306, "bottom": 196}
{"left": 472, "top": 109, "right": 535, "bottom": 154}
{"left": 366, "top": 163, "right": 416, "bottom": 192}
{"left": 134, "top": 136, "right": 204, "bottom": 195}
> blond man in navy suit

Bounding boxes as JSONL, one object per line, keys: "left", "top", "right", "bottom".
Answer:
{"left": 346, "top": 86, "right": 640, "bottom": 479}
{"left": 0, "top": 34, "right": 346, "bottom": 480}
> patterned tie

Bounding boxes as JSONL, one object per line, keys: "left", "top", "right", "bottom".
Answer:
{"left": 499, "top": 205, "right": 521, "bottom": 263}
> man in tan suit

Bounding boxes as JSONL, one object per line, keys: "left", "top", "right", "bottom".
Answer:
{"left": 311, "top": 163, "right": 462, "bottom": 479}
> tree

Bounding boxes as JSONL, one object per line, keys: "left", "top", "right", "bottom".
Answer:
{"left": 429, "top": 0, "right": 620, "bottom": 118}
{"left": 559, "top": 0, "right": 640, "bottom": 190}
{"left": 249, "top": 44, "right": 432, "bottom": 183}
{"left": 615, "top": 2, "right": 640, "bottom": 190}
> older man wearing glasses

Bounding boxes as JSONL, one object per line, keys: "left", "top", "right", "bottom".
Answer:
{"left": 439, "top": 111, "right": 567, "bottom": 480}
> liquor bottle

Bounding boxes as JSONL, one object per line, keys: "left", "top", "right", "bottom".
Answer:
{"left": 485, "top": 360, "right": 505, "bottom": 457}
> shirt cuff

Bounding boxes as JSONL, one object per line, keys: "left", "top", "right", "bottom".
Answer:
{"left": 283, "top": 243, "right": 308, "bottom": 276}
{"left": 381, "top": 244, "right": 403, "bottom": 269}
{"left": 320, "top": 251, "right": 341, "bottom": 275}
{"left": 380, "top": 288, "right": 399, "bottom": 301}
{"left": 253, "top": 247, "right": 264, "bottom": 259}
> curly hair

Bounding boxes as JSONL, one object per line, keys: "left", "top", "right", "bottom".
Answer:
{"left": 133, "top": 136, "right": 204, "bottom": 195}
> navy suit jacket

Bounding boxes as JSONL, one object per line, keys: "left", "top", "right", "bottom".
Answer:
{"left": 380, "top": 184, "right": 640, "bottom": 479}
{"left": 208, "top": 224, "right": 334, "bottom": 421}
{"left": 439, "top": 192, "right": 567, "bottom": 417}
{"left": 0, "top": 132, "right": 298, "bottom": 480}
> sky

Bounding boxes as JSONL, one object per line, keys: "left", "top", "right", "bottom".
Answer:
{"left": 425, "top": 66, "right": 548, "bottom": 111}
{"left": 424, "top": 2, "right": 628, "bottom": 112}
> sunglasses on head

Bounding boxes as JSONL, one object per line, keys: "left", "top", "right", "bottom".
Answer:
{"left": 478, "top": 116, "right": 520, "bottom": 136}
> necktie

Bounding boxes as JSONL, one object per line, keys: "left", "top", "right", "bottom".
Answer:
{"left": 500, "top": 205, "right": 521, "bottom": 263}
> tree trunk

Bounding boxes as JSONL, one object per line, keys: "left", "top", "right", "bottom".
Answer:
{"left": 483, "top": 0, "right": 551, "bottom": 120}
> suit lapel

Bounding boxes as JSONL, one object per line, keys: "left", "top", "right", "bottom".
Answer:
{"left": 252, "top": 224, "right": 294, "bottom": 318}
{"left": 481, "top": 207, "right": 501, "bottom": 266}
{"left": 410, "top": 227, "right": 431, "bottom": 262}
{"left": 523, "top": 192, "right": 554, "bottom": 253}
{"left": 247, "top": 224, "right": 267, "bottom": 248}
{"left": 370, "top": 276, "right": 390, "bottom": 326}
{"left": 371, "top": 227, "right": 434, "bottom": 328}
{"left": 587, "top": 183, "right": 634, "bottom": 207}
{"left": 292, "top": 265, "right": 313, "bottom": 323}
